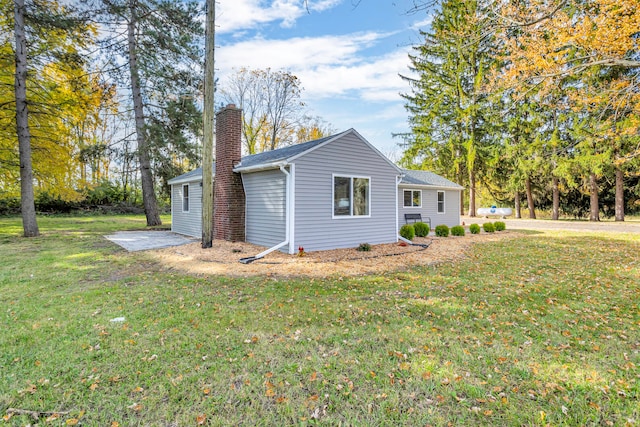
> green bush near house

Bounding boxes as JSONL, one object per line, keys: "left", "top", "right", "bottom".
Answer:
{"left": 435, "top": 224, "right": 449, "bottom": 237}
{"left": 399, "top": 224, "right": 415, "bottom": 240}
{"left": 357, "top": 243, "right": 372, "bottom": 252}
{"left": 494, "top": 221, "right": 506, "bottom": 231}
{"left": 483, "top": 222, "right": 496, "bottom": 233}
{"left": 469, "top": 223, "right": 481, "bottom": 234}
{"left": 413, "top": 221, "right": 430, "bottom": 237}
{"left": 451, "top": 225, "right": 465, "bottom": 236}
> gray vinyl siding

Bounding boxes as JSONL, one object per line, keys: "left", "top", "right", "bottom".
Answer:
{"left": 293, "top": 133, "right": 399, "bottom": 252}
{"left": 171, "top": 181, "right": 202, "bottom": 238}
{"left": 397, "top": 186, "right": 461, "bottom": 230}
{"left": 243, "top": 169, "right": 287, "bottom": 249}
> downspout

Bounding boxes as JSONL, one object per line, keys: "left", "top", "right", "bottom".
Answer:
{"left": 396, "top": 174, "right": 404, "bottom": 243}
{"left": 239, "top": 164, "right": 290, "bottom": 264}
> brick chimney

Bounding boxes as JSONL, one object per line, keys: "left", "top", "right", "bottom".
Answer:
{"left": 214, "top": 104, "right": 245, "bottom": 242}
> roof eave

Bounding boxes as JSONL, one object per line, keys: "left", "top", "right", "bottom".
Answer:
{"left": 168, "top": 175, "right": 203, "bottom": 185}
{"left": 233, "top": 161, "right": 288, "bottom": 173}
{"left": 399, "top": 183, "right": 465, "bottom": 191}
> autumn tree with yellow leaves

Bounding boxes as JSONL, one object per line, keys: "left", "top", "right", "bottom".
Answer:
{"left": 404, "top": 0, "right": 639, "bottom": 219}
{"left": 1, "top": 0, "right": 112, "bottom": 234}
{"left": 495, "top": 0, "right": 640, "bottom": 220}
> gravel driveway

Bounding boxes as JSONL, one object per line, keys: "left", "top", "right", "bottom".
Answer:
{"left": 462, "top": 216, "right": 640, "bottom": 234}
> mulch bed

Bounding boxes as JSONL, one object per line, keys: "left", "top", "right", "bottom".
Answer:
{"left": 150, "top": 232, "right": 515, "bottom": 278}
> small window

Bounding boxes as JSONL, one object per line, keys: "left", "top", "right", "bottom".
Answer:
{"left": 182, "top": 184, "right": 189, "bottom": 212}
{"left": 333, "top": 175, "right": 370, "bottom": 217}
{"left": 403, "top": 190, "right": 421, "bottom": 207}
{"left": 437, "top": 191, "right": 445, "bottom": 213}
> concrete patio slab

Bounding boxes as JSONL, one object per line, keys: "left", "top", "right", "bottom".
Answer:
{"left": 105, "top": 230, "right": 197, "bottom": 252}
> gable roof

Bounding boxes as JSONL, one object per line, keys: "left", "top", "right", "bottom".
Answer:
{"left": 167, "top": 164, "right": 214, "bottom": 186}
{"left": 400, "top": 169, "right": 464, "bottom": 190}
{"left": 233, "top": 128, "right": 400, "bottom": 173}
{"left": 234, "top": 133, "right": 340, "bottom": 170}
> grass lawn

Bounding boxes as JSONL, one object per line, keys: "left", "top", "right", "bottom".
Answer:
{"left": 0, "top": 215, "right": 638, "bottom": 426}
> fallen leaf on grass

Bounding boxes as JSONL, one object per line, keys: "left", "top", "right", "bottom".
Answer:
{"left": 66, "top": 419, "right": 79, "bottom": 426}
{"left": 127, "top": 403, "right": 142, "bottom": 412}
{"left": 196, "top": 414, "right": 206, "bottom": 425}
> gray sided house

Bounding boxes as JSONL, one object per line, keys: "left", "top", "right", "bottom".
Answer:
{"left": 168, "top": 105, "right": 463, "bottom": 254}
{"left": 397, "top": 170, "right": 463, "bottom": 230}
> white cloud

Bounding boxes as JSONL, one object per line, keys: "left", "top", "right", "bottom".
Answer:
{"left": 217, "top": 32, "right": 411, "bottom": 102}
{"left": 217, "top": 0, "right": 342, "bottom": 34}
{"left": 410, "top": 16, "right": 433, "bottom": 31}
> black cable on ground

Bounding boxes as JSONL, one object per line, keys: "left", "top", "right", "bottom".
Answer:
{"left": 253, "top": 240, "right": 433, "bottom": 265}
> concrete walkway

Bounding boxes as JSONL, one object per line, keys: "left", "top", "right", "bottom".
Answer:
{"left": 105, "top": 231, "right": 197, "bottom": 252}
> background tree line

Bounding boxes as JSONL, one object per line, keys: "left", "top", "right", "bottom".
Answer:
{"left": 401, "top": 0, "right": 640, "bottom": 220}
{"left": 2, "top": 0, "right": 332, "bottom": 235}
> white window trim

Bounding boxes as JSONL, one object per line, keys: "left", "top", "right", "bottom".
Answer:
{"left": 332, "top": 174, "right": 371, "bottom": 219}
{"left": 437, "top": 190, "right": 445, "bottom": 214}
{"left": 182, "top": 184, "right": 190, "bottom": 213}
{"left": 403, "top": 189, "right": 422, "bottom": 208}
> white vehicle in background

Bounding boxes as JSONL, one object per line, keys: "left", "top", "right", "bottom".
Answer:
{"left": 477, "top": 206, "right": 513, "bottom": 218}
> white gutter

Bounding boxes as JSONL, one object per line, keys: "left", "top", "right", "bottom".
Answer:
{"left": 239, "top": 164, "right": 291, "bottom": 263}
{"left": 396, "top": 174, "right": 403, "bottom": 243}
{"left": 233, "top": 161, "right": 287, "bottom": 174}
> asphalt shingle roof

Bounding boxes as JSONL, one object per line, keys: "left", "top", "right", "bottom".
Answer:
{"left": 400, "top": 169, "right": 464, "bottom": 189}
{"left": 235, "top": 132, "right": 344, "bottom": 169}
{"left": 167, "top": 165, "right": 209, "bottom": 185}
{"left": 168, "top": 131, "right": 346, "bottom": 184}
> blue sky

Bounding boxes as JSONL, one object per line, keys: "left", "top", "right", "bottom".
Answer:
{"left": 215, "top": 0, "right": 432, "bottom": 159}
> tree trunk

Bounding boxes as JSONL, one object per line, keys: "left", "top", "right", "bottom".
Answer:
{"left": 552, "top": 176, "right": 560, "bottom": 220}
{"left": 615, "top": 167, "right": 624, "bottom": 222}
{"left": 514, "top": 192, "right": 521, "bottom": 219}
{"left": 467, "top": 169, "right": 476, "bottom": 217}
{"left": 201, "top": 0, "right": 215, "bottom": 248}
{"left": 127, "top": 0, "right": 161, "bottom": 226}
{"left": 525, "top": 177, "right": 536, "bottom": 219}
{"left": 457, "top": 150, "right": 464, "bottom": 216}
{"left": 14, "top": 0, "right": 39, "bottom": 237}
{"left": 589, "top": 173, "right": 600, "bottom": 222}
{"left": 456, "top": 166, "right": 465, "bottom": 215}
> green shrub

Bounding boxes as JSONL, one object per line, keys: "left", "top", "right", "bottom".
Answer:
{"left": 494, "top": 221, "right": 506, "bottom": 231}
{"left": 435, "top": 224, "right": 449, "bottom": 237}
{"left": 399, "top": 224, "right": 415, "bottom": 240}
{"left": 483, "top": 222, "right": 496, "bottom": 233}
{"left": 35, "top": 192, "right": 79, "bottom": 213}
{"left": 451, "top": 225, "right": 465, "bottom": 236}
{"left": 413, "top": 221, "right": 430, "bottom": 237}
{"left": 0, "top": 197, "right": 21, "bottom": 215}
{"left": 469, "top": 223, "right": 481, "bottom": 234}
{"left": 357, "top": 243, "right": 372, "bottom": 252}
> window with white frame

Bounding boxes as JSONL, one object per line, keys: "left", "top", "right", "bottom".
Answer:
{"left": 403, "top": 189, "right": 421, "bottom": 207}
{"left": 182, "top": 184, "right": 189, "bottom": 212}
{"left": 333, "top": 175, "right": 370, "bottom": 217}
{"left": 437, "top": 190, "right": 445, "bottom": 213}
